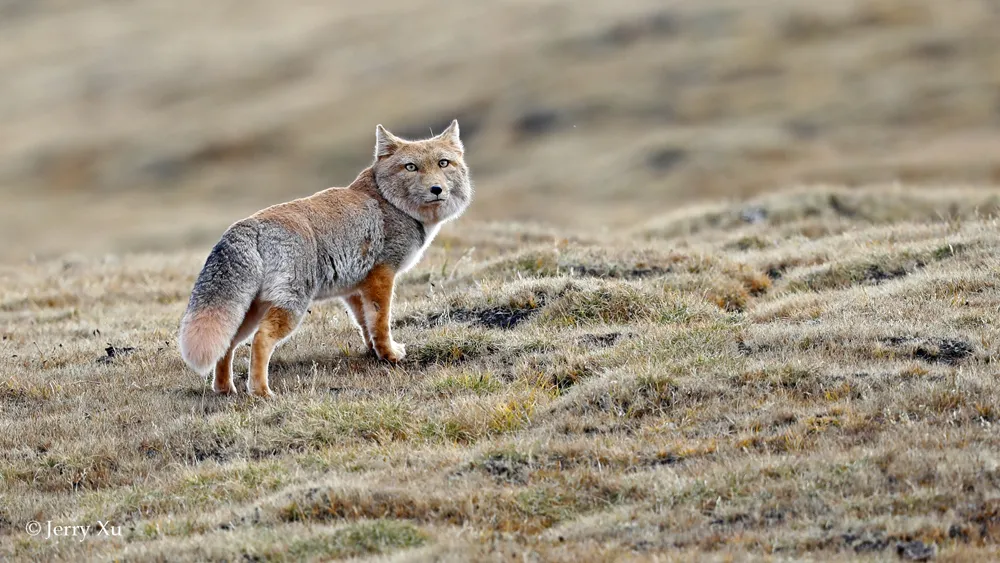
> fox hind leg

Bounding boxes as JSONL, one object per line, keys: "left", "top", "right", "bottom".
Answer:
{"left": 249, "top": 306, "right": 303, "bottom": 397}
{"left": 343, "top": 295, "right": 375, "bottom": 353}
{"left": 213, "top": 300, "right": 268, "bottom": 395}
{"left": 213, "top": 350, "right": 238, "bottom": 395}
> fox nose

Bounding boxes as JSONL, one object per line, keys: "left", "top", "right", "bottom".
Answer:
{"left": 430, "top": 186, "right": 443, "bottom": 196}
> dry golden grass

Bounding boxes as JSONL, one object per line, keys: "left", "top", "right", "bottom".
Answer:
{"left": 3, "top": 185, "right": 1000, "bottom": 561}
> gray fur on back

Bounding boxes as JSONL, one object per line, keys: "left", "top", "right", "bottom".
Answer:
{"left": 252, "top": 171, "right": 429, "bottom": 309}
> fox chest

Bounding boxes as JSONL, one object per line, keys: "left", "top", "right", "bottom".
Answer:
{"left": 398, "top": 223, "right": 441, "bottom": 274}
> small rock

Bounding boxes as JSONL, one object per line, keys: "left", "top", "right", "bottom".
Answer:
{"left": 96, "top": 345, "right": 137, "bottom": 364}
{"left": 896, "top": 540, "right": 936, "bottom": 561}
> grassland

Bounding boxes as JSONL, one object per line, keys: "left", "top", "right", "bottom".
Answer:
{"left": 4, "top": 0, "right": 1000, "bottom": 560}
{"left": 3, "top": 185, "right": 1000, "bottom": 561}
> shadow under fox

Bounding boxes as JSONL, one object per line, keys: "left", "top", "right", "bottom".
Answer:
{"left": 178, "top": 121, "right": 472, "bottom": 397}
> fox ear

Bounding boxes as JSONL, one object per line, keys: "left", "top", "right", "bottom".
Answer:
{"left": 375, "top": 124, "right": 402, "bottom": 159}
{"left": 437, "top": 119, "right": 463, "bottom": 152}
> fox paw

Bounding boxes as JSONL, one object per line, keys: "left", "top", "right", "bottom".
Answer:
{"left": 378, "top": 341, "right": 406, "bottom": 363}
{"left": 248, "top": 382, "right": 274, "bottom": 398}
{"left": 213, "top": 381, "right": 238, "bottom": 396}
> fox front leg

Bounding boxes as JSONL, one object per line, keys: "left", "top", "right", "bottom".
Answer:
{"left": 359, "top": 264, "right": 406, "bottom": 362}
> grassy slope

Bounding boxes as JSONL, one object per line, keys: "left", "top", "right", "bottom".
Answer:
{"left": 3, "top": 185, "right": 1000, "bottom": 561}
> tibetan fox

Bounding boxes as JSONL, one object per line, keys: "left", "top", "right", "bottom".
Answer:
{"left": 178, "top": 121, "right": 471, "bottom": 397}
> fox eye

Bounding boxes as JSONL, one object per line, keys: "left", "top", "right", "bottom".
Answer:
{"left": 404, "top": 163, "right": 418, "bottom": 172}
{"left": 438, "top": 159, "right": 450, "bottom": 168}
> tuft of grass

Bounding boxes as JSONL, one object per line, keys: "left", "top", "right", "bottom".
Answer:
{"left": 789, "top": 243, "right": 969, "bottom": 292}
{"left": 429, "top": 370, "right": 503, "bottom": 396}
{"left": 283, "top": 520, "right": 427, "bottom": 560}
{"left": 513, "top": 475, "right": 639, "bottom": 528}
{"left": 560, "top": 371, "right": 677, "bottom": 419}
{"left": 478, "top": 249, "right": 560, "bottom": 279}
{"left": 725, "top": 235, "right": 772, "bottom": 251}
{"left": 736, "top": 364, "right": 817, "bottom": 389}
{"left": 539, "top": 282, "right": 702, "bottom": 326}
{"left": 487, "top": 391, "right": 541, "bottom": 434}
{"left": 638, "top": 188, "right": 1000, "bottom": 241}
{"left": 297, "top": 398, "right": 418, "bottom": 445}
{"left": 409, "top": 329, "right": 502, "bottom": 366}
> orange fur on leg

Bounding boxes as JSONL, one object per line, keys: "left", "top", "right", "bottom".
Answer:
{"left": 249, "top": 307, "right": 300, "bottom": 397}
{"left": 213, "top": 348, "right": 237, "bottom": 395}
{"left": 213, "top": 299, "right": 269, "bottom": 395}
{"left": 359, "top": 264, "right": 405, "bottom": 362}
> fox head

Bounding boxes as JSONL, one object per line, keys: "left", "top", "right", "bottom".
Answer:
{"left": 372, "top": 120, "right": 472, "bottom": 225}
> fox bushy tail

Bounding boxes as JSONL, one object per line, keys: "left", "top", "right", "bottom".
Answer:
{"left": 179, "top": 223, "right": 263, "bottom": 374}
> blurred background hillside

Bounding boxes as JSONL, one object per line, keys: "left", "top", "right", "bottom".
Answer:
{"left": 2, "top": 0, "right": 999, "bottom": 262}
